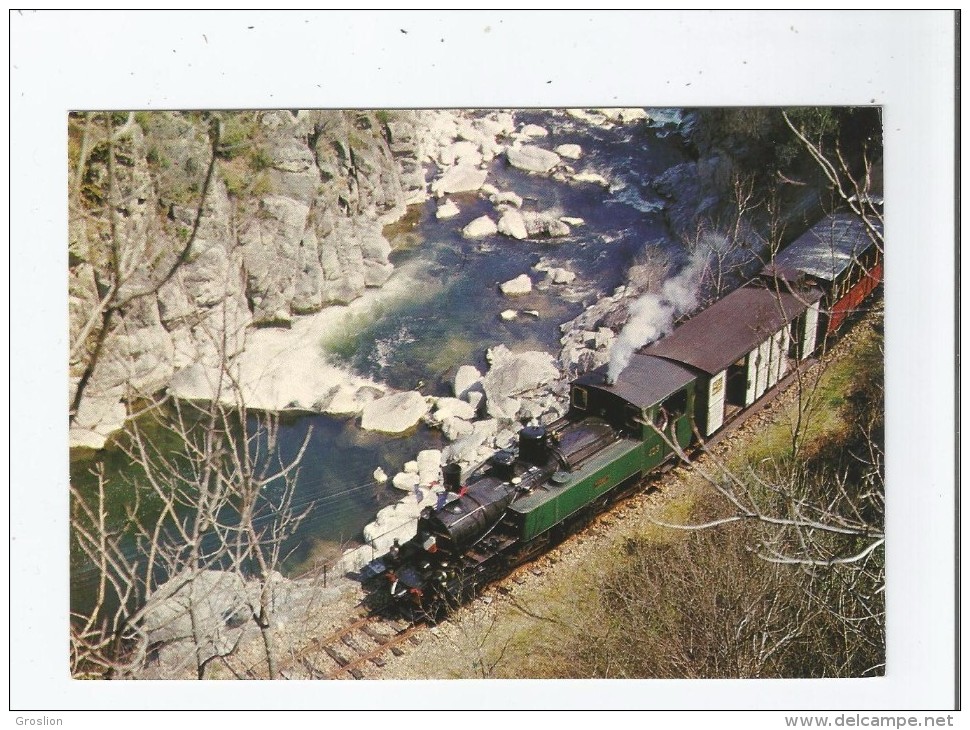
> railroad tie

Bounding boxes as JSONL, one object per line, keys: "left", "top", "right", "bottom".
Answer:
{"left": 361, "top": 624, "right": 389, "bottom": 644}
{"left": 341, "top": 633, "right": 367, "bottom": 655}
{"left": 324, "top": 644, "right": 353, "bottom": 667}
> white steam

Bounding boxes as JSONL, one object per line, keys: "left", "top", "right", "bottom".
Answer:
{"left": 606, "top": 248, "right": 709, "bottom": 384}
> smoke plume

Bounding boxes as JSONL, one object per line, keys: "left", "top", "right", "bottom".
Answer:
{"left": 606, "top": 247, "right": 709, "bottom": 383}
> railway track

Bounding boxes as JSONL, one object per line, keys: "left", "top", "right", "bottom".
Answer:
{"left": 277, "top": 609, "right": 424, "bottom": 680}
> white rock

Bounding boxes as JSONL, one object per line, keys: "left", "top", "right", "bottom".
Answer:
{"left": 519, "top": 123, "right": 549, "bottom": 137}
{"left": 500, "top": 274, "right": 533, "bottom": 296}
{"left": 69, "top": 428, "right": 109, "bottom": 451}
{"left": 523, "top": 212, "right": 571, "bottom": 239}
{"left": 571, "top": 171, "right": 610, "bottom": 186}
{"left": 500, "top": 309, "right": 518, "bottom": 321}
{"left": 431, "top": 164, "right": 488, "bottom": 196}
{"left": 486, "top": 394, "right": 521, "bottom": 420}
{"left": 463, "top": 215, "right": 498, "bottom": 238}
{"left": 373, "top": 467, "right": 388, "bottom": 484}
{"left": 434, "top": 397, "right": 477, "bottom": 421}
{"left": 321, "top": 384, "right": 384, "bottom": 416}
{"left": 465, "top": 391, "right": 484, "bottom": 411}
{"left": 497, "top": 209, "right": 529, "bottom": 240}
{"left": 440, "top": 140, "right": 482, "bottom": 167}
{"left": 483, "top": 347, "right": 560, "bottom": 400}
{"left": 490, "top": 190, "right": 524, "bottom": 208}
{"left": 360, "top": 391, "right": 430, "bottom": 434}
{"left": 362, "top": 487, "right": 442, "bottom": 546}
{"left": 566, "top": 108, "right": 606, "bottom": 124}
{"left": 506, "top": 145, "right": 561, "bottom": 174}
{"left": 404, "top": 460, "right": 419, "bottom": 474}
{"left": 560, "top": 216, "right": 585, "bottom": 227}
{"left": 417, "top": 449, "right": 443, "bottom": 486}
{"left": 555, "top": 143, "right": 582, "bottom": 160}
{"left": 454, "top": 365, "right": 483, "bottom": 399}
{"left": 436, "top": 199, "right": 460, "bottom": 220}
{"left": 550, "top": 268, "right": 577, "bottom": 285}
{"left": 480, "top": 183, "right": 500, "bottom": 197}
{"left": 441, "top": 417, "right": 474, "bottom": 441}
{"left": 392, "top": 471, "right": 420, "bottom": 492}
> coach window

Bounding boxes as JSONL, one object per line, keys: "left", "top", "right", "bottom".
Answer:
{"left": 572, "top": 386, "right": 588, "bottom": 411}
{"left": 664, "top": 389, "right": 689, "bottom": 419}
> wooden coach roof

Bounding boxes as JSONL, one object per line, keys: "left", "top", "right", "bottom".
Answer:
{"left": 643, "top": 284, "right": 820, "bottom": 375}
{"left": 772, "top": 213, "right": 881, "bottom": 283}
{"left": 574, "top": 353, "right": 698, "bottom": 409}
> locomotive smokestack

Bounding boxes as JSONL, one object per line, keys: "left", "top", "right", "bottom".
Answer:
{"left": 519, "top": 426, "right": 548, "bottom": 466}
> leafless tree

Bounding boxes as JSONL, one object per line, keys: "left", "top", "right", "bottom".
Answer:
{"left": 782, "top": 110, "right": 884, "bottom": 253}
{"left": 70, "top": 294, "right": 313, "bottom": 679}
{"left": 68, "top": 111, "right": 221, "bottom": 425}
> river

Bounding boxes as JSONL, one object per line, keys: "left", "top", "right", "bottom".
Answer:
{"left": 69, "top": 108, "right": 693, "bottom": 612}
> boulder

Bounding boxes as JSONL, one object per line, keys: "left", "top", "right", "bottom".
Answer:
{"left": 434, "top": 397, "right": 477, "bottom": 421}
{"left": 441, "top": 416, "right": 474, "bottom": 441}
{"left": 482, "top": 347, "right": 560, "bottom": 419}
{"left": 462, "top": 215, "right": 498, "bottom": 238}
{"left": 548, "top": 268, "right": 577, "bottom": 285}
{"left": 360, "top": 391, "right": 429, "bottom": 433}
{"left": 500, "top": 309, "right": 518, "bottom": 321}
{"left": 506, "top": 145, "right": 561, "bottom": 174}
{"left": 523, "top": 212, "right": 572, "bottom": 239}
{"left": 500, "top": 274, "right": 532, "bottom": 296}
{"left": 453, "top": 365, "right": 483, "bottom": 399}
{"left": 439, "top": 140, "right": 483, "bottom": 167}
{"left": 431, "top": 164, "right": 488, "bottom": 196}
{"left": 444, "top": 419, "right": 499, "bottom": 465}
{"left": 555, "top": 143, "right": 582, "bottom": 160}
{"left": 560, "top": 216, "right": 585, "bottom": 227}
{"left": 138, "top": 570, "right": 252, "bottom": 660}
{"left": 363, "top": 486, "right": 443, "bottom": 546}
{"left": 497, "top": 210, "right": 529, "bottom": 240}
{"left": 519, "top": 123, "right": 549, "bottom": 137}
{"left": 392, "top": 471, "right": 420, "bottom": 492}
{"left": 436, "top": 199, "right": 460, "bottom": 220}
{"left": 417, "top": 449, "right": 443, "bottom": 486}
{"left": 373, "top": 467, "right": 388, "bottom": 484}
{"left": 485, "top": 394, "right": 522, "bottom": 420}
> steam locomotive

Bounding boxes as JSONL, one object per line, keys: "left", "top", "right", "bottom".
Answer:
{"left": 361, "top": 211, "right": 883, "bottom": 620}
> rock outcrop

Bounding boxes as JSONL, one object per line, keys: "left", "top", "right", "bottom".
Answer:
{"left": 68, "top": 109, "right": 430, "bottom": 448}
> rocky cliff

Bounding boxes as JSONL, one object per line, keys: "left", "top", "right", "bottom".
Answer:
{"left": 68, "top": 109, "right": 428, "bottom": 449}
